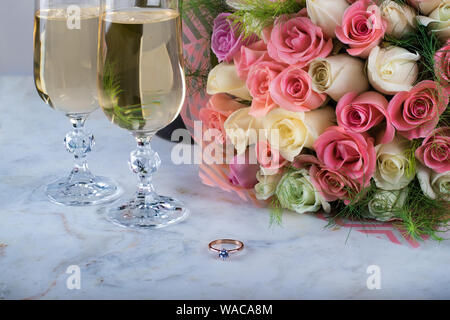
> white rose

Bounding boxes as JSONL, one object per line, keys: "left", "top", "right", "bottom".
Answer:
{"left": 367, "top": 46, "right": 420, "bottom": 95}
{"left": 418, "top": 0, "right": 450, "bottom": 41}
{"left": 381, "top": 1, "right": 417, "bottom": 38}
{"left": 306, "top": 0, "right": 349, "bottom": 38}
{"left": 224, "top": 107, "right": 262, "bottom": 155}
{"left": 407, "top": 0, "right": 441, "bottom": 15}
{"left": 263, "top": 107, "right": 335, "bottom": 162}
{"left": 374, "top": 136, "right": 415, "bottom": 191}
{"left": 207, "top": 63, "right": 252, "bottom": 100}
{"left": 275, "top": 169, "right": 331, "bottom": 214}
{"left": 417, "top": 164, "right": 450, "bottom": 201}
{"left": 260, "top": 166, "right": 282, "bottom": 176}
{"left": 367, "top": 188, "right": 408, "bottom": 221}
{"left": 308, "top": 54, "right": 369, "bottom": 102}
{"left": 255, "top": 171, "right": 283, "bottom": 200}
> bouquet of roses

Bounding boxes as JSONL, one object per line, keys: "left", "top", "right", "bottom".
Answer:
{"left": 181, "top": 0, "right": 449, "bottom": 240}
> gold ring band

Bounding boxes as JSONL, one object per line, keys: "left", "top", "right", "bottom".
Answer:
{"left": 208, "top": 239, "right": 244, "bottom": 259}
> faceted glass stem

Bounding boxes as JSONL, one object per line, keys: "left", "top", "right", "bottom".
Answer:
{"left": 45, "top": 115, "right": 120, "bottom": 206}
{"left": 104, "top": 133, "right": 188, "bottom": 229}
{"left": 65, "top": 115, "right": 96, "bottom": 183}
{"left": 130, "top": 134, "right": 161, "bottom": 210}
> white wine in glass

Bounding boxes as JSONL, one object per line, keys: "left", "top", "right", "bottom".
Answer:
{"left": 34, "top": 0, "right": 120, "bottom": 206}
{"left": 98, "top": 0, "right": 188, "bottom": 228}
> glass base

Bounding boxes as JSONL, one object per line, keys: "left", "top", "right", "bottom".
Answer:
{"left": 105, "top": 195, "right": 189, "bottom": 229}
{"left": 46, "top": 175, "right": 121, "bottom": 206}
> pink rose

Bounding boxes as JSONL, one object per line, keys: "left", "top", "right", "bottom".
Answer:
{"left": 388, "top": 80, "right": 449, "bottom": 140}
{"left": 228, "top": 149, "right": 260, "bottom": 189}
{"left": 199, "top": 94, "right": 247, "bottom": 144}
{"left": 415, "top": 127, "right": 450, "bottom": 174}
{"left": 265, "top": 14, "right": 333, "bottom": 67}
{"left": 247, "top": 61, "right": 286, "bottom": 117}
{"left": 336, "top": 91, "right": 395, "bottom": 144}
{"left": 310, "top": 163, "right": 362, "bottom": 205}
{"left": 335, "top": 0, "right": 387, "bottom": 58}
{"left": 293, "top": 155, "right": 362, "bottom": 205}
{"left": 256, "top": 140, "right": 288, "bottom": 172}
{"left": 435, "top": 40, "right": 450, "bottom": 94}
{"left": 269, "top": 65, "right": 327, "bottom": 112}
{"left": 234, "top": 40, "right": 272, "bottom": 81}
{"left": 314, "top": 126, "right": 376, "bottom": 184}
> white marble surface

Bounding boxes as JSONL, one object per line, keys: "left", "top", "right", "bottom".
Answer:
{"left": 0, "top": 75, "right": 449, "bottom": 300}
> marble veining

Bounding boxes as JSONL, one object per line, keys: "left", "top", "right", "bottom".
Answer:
{"left": 0, "top": 76, "right": 449, "bottom": 300}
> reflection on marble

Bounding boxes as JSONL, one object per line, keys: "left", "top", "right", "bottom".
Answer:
{"left": 0, "top": 76, "right": 449, "bottom": 300}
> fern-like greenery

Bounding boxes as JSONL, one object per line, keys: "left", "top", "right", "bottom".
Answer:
{"left": 439, "top": 106, "right": 450, "bottom": 128}
{"left": 326, "top": 178, "right": 449, "bottom": 241}
{"left": 328, "top": 181, "right": 379, "bottom": 225}
{"left": 394, "top": 179, "right": 450, "bottom": 241}
{"left": 403, "top": 139, "right": 421, "bottom": 179}
{"left": 230, "top": 0, "right": 305, "bottom": 38}
{"left": 101, "top": 62, "right": 146, "bottom": 130}
{"left": 385, "top": 24, "right": 442, "bottom": 82}
{"left": 269, "top": 197, "right": 284, "bottom": 227}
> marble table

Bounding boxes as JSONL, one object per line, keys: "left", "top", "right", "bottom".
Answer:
{"left": 0, "top": 75, "right": 449, "bottom": 300}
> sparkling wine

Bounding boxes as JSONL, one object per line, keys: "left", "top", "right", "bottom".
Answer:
{"left": 97, "top": 8, "right": 185, "bottom": 133}
{"left": 33, "top": 8, "right": 100, "bottom": 115}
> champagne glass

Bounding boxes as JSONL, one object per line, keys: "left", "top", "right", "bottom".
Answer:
{"left": 33, "top": 0, "right": 121, "bottom": 206}
{"left": 97, "top": 0, "right": 188, "bottom": 228}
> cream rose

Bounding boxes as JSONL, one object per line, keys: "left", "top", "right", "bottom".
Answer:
{"left": 306, "top": 0, "right": 349, "bottom": 38}
{"left": 408, "top": 0, "right": 441, "bottom": 15}
{"left": 417, "top": 164, "right": 450, "bottom": 201}
{"left": 224, "top": 107, "right": 262, "bottom": 155}
{"left": 276, "top": 169, "right": 331, "bottom": 214}
{"left": 374, "top": 136, "right": 415, "bottom": 191}
{"left": 367, "top": 46, "right": 420, "bottom": 95}
{"left": 308, "top": 54, "right": 369, "bottom": 102}
{"left": 418, "top": 0, "right": 450, "bottom": 41}
{"left": 381, "top": 1, "right": 417, "bottom": 38}
{"left": 263, "top": 107, "right": 335, "bottom": 162}
{"left": 367, "top": 188, "right": 408, "bottom": 222}
{"left": 207, "top": 62, "right": 252, "bottom": 100}
{"left": 255, "top": 171, "right": 283, "bottom": 201}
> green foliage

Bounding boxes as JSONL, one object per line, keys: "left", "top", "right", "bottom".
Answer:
{"left": 403, "top": 139, "right": 421, "bottom": 179}
{"left": 230, "top": 0, "right": 305, "bottom": 38}
{"left": 394, "top": 179, "right": 450, "bottom": 241}
{"left": 439, "top": 107, "right": 450, "bottom": 128}
{"left": 326, "top": 178, "right": 449, "bottom": 241}
{"left": 101, "top": 62, "right": 146, "bottom": 130}
{"left": 327, "top": 181, "right": 379, "bottom": 226}
{"left": 269, "top": 197, "right": 284, "bottom": 227}
{"left": 385, "top": 24, "right": 442, "bottom": 82}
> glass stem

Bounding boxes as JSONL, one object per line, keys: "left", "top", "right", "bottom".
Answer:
{"left": 65, "top": 115, "right": 95, "bottom": 180}
{"left": 131, "top": 134, "right": 161, "bottom": 205}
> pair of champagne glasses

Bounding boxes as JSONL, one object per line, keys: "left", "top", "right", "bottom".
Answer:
{"left": 34, "top": 0, "right": 188, "bottom": 229}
